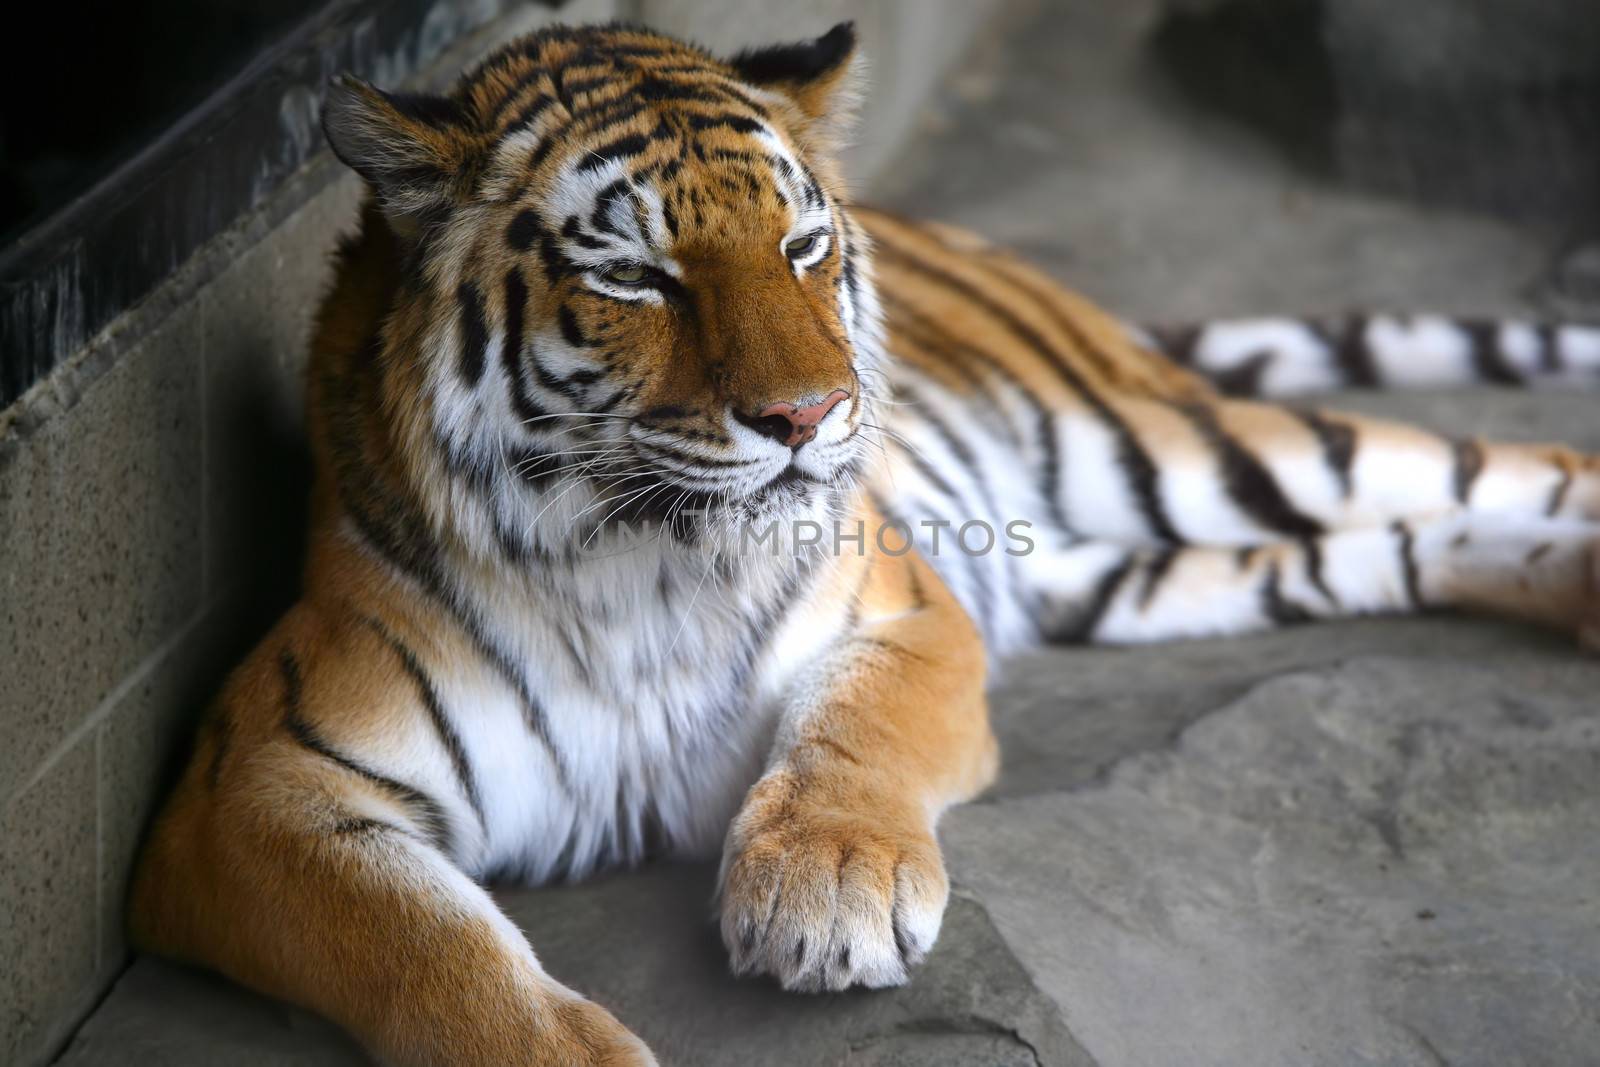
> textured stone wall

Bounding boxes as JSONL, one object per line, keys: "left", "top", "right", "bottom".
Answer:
{"left": 0, "top": 2, "right": 1002, "bottom": 1063}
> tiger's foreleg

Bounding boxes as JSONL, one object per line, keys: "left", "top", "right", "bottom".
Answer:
{"left": 130, "top": 633, "right": 654, "bottom": 1067}
{"left": 718, "top": 546, "right": 998, "bottom": 992}
{"left": 1029, "top": 514, "right": 1600, "bottom": 646}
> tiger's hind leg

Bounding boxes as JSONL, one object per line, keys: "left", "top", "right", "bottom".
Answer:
{"left": 1024, "top": 513, "right": 1600, "bottom": 646}
{"left": 1144, "top": 315, "right": 1600, "bottom": 398}
{"left": 1051, "top": 393, "right": 1600, "bottom": 548}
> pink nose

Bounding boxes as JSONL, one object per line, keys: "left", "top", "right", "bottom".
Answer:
{"left": 741, "top": 389, "right": 850, "bottom": 448}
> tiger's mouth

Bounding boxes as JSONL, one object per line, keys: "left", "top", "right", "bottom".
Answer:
{"left": 757, "top": 464, "right": 824, "bottom": 495}
{"left": 581, "top": 454, "right": 843, "bottom": 543}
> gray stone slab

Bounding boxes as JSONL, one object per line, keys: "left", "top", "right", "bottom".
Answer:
{"left": 946, "top": 651, "right": 1600, "bottom": 1067}
{"left": 55, "top": 865, "right": 1089, "bottom": 1067}
{"left": 496, "top": 864, "right": 1089, "bottom": 1066}
{"left": 51, "top": 960, "right": 368, "bottom": 1067}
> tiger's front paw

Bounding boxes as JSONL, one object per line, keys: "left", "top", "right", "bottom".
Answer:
{"left": 717, "top": 772, "right": 948, "bottom": 992}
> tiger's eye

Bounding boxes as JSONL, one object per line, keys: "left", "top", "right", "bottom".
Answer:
{"left": 605, "top": 265, "right": 648, "bottom": 285}
{"left": 785, "top": 235, "right": 818, "bottom": 258}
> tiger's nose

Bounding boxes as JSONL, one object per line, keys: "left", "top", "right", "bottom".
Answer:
{"left": 737, "top": 389, "right": 850, "bottom": 448}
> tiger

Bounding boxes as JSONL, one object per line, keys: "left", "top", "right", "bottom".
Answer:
{"left": 127, "top": 18, "right": 1600, "bottom": 1067}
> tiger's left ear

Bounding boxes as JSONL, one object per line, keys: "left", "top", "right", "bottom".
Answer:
{"left": 728, "top": 22, "right": 863, "bottom": 153}
{"left": 322, "top": 75, "right": 481, "bottom": 233}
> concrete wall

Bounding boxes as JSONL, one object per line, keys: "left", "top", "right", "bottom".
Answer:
{"left": 0, "top": 2, "right": 1001, "bottom": 1063}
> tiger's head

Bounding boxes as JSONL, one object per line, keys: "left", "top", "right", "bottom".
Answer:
{"left": 320, "top": 21, "right": 882, "bottom": 562}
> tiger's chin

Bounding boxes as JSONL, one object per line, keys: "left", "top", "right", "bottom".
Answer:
{"left": 578, "top": 466, "right": 849, "bottom": 559}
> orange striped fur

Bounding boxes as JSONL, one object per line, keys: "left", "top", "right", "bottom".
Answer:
{"left": 130, "top": 20, "right": 1600, "bottom": 1066}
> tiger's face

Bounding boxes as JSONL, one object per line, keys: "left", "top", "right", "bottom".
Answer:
{"left": 324, "top": 22, "right": 881, "bottom": 552}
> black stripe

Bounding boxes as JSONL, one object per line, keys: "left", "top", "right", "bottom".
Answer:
{"left": 279, "top": 650, "right": 455, "bottom": 855}
{"left": 1261, "top": 562, "right": 1313, "bottom": 625}
{"left": 1137, "top": 546, "right": 1179, "bottom": 608}
{"left": 577, "top": 131, "right": 651, "bottom": 171}
{"left": 887, "top": 299, "right": 1055, "bottom": 524}
{"left": 532, "top": 346, "right": 608, "bottom": 400}
{"left": 1393, "top": 522, "right": 1425, "bottom": 608}
{"left": 1294, "top": 408, "right": 1356, "bottom": 498}
{"left": 1301, "top": 537, "right": 1336, "bottom": 605}
{"left": 506, "top": 209, "right": 542, "bottom": 252}
{"left": 1049, "top": 555, "right": 1132, "bottom": 644}
{"left": 461, "top": 620, "right": 571, "bottom": 794}
{"left": 639, "top": 404, "right": 693, "bottom": 423}
{"left": 502, "top": 267, "right": 546, "bottom": 421}
{"left": 1212, "top": 351, "right": 1273, "bottom": 397}
{"left": 982, "top": 257, "right": 1126, "bottom": 387}
{"left": 898, "top": 388, "right": 992, "bottom": 501}
{"left": 558, "top": 304, "right": 594, "bottom": 348}
{"left": 539, "top": 235, "right": 578, "bottom": 283}
{"left": 894, "top": 436, "right": 964, "bottom": 507}
{"left": 589, "top": 178, "right": 631, "bottom": 236}
{"left": 1325, "top": 317, "right": 1379, "bottom": 387}
{"left": 321, "top": 333, "right": 450, "bottom": 598}
{"left": 1146, "top": 323, "right": 1201, "bottom": 366}
{"left": 527, "top": 100, "right": 647, "bottom": 174}
{"left": 556, "top": 74, "right": 615, "bottom": 105}
{"left": 505, "top": 92, "right": 557, "bottom": 136}
{"left": 1537, "top": 323, "right": 1562, "bottom": 373}
{"left": 881, "top": 294, "right": 1025, "bottom": 449}
{"left": 1181, "top": 403, "right": 1323, "bottom": 539}
{"left": 385, "top": 91, "right": 466, "bottom": 129}
{"left": 1451, "top": 437, "right": 1485, "bottom": 504}
{"left": 899, "top": 386, "right": 1025, "bottom": 631}
{"left": 560, "top": 214, "right": 606, "bottom": 250}
{"left": 333, "top": 816, "right": 400, "bottom": 836}
{"left": 906, "top": 558, "right": 929, "bottom": 612}
{"left": 688, "top": 112, "right": 764, "bottom": 135}
{"left": 363, "top": 618, "right": 487, "bottom": 832}
{"left": 875, "top": 248, "right": 1174, "bottom": 539}
{"left": 1465, "top": 322, "right": 1523, "bottom": 384}
{"left": 890, "top": 438, "right": 997, "bottom": 639}
{"left": 456, "top": 282, "right": 488, "bottom": 388}
{"left": 1547, "top": 465, "right": 1574, "bottom": 517}
{"left": 635, "top": 440, "right": 755, "bottom": 470}
{"left": 636, "top": 77, "right": 723, "bottom": 104}
{"left": 504, "top": 443, "right": 567, "bottom": 491}
{"left": 487, "top": 68, "right": 552, "bottom": 124}
{"left": 320, "top": 342, "right": 571, "bottom": 795}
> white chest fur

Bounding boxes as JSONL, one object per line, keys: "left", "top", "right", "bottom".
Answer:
{"left": 426, "top": 539, "right": 848, "bottom": 885}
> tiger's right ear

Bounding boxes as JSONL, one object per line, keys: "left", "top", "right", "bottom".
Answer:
{"left": 728, "top": 22, "right": 863, "bottom": 154}
{"left": 322, "top": 75, "right": 479, "bottom": 228}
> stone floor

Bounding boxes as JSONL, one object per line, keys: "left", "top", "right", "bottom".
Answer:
{"left": 53, "top": 1, "right": 1600, "bottom": 1064}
